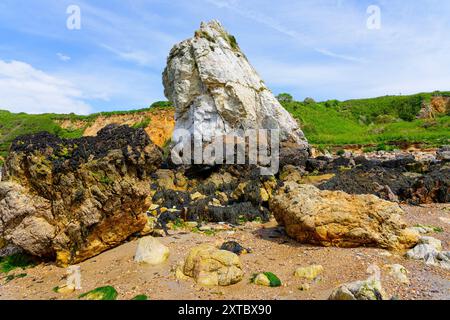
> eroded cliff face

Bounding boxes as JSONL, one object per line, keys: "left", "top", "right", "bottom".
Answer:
{"left": 56, "top": 108, "right": 176, "bottom": 148}
{"left": 418, "top": 96, "right": 450, "bottom": 119}
{"left": 163, "top": 20, "right": 308, "bottom": 150}
{"left": 0, "top": 125, "right": 162, "bottom": 265}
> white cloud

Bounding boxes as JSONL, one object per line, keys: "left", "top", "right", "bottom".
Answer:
{"left": 101, "top": 44, "right": 155, "bottom": 67}
{"left": 57, "top": 53, "right": 71, "bottom": 62}
{"left": 204, "top": 0, "right": 364, "bottom": 62}
{"left": 0, "top": 60, "right": 92, "bottom": 114}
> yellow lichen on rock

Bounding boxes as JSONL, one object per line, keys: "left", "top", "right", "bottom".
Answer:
{"left": 294, "top": 265, "right": 324, "bottom": 280}
{"left": 270, "top": 181, "right": 419, "bottom": 250}
{"left": 180, "top": 244, "right": 244, "bottom": 286}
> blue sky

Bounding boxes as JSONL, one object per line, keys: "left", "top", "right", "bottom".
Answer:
{"left": 0, "top": 0, "right": 449, "bottom": 114}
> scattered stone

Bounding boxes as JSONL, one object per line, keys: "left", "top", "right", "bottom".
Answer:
{"left": 406, "top": 244, "right": 439, "bottom": 260}
{"left": 418, "top": 236, "right": 442, "bottom": 251}
{"left": 298, "top": 283, "right": 310, "bottom": 291}
{"left": 436, "top": 145, "right": 450, "bottom": 161}
{"left": 191, "top": 192, "right": 206, "bottom": 201}
{"left": 294, "top": 265, "right": 324, "bottom": 280}
{"left": 220, "top": 241, "right": 251, "bottom": 255}
{"left": 406, "top": 237, "right": 449, "bottom": 269}
{"left": 252, "top": 273, "right": 271, "bottom": 287}
{"left": 329, "top": 278, "right": 386, "bottom": 300}
{"left": 379, "top": 251, "right": 392, "bottom": 257}
{"left": 180, "top": 244, "right": 243, "bottom": 286}
{"left": 251, "top": 272, "right": 281, "bottom": 287}
{"left": 329, "top": 265, "right": 387, "bottom": 300}
{"left": 54, "top": 284, "right": 75, "bottom": 294}
{"left": 386, "top": 264, "right": 409, "bottom": 285}
{"left": 270, "top": 181, "right": 419, "bottom": 250}
{"left": 134, "top": 236, "right": 170, "bottom": 265}
{"left": 439, "top": 217, "right": 450, "bottom": 225}
{"left": 411, "top": 225, "right": 435, "bottom": 234}
{"left": 184, "top": 221, "right": 199, "bottom": 230}
{"left": 199, "top": 225, "right": 212, "bottom": 232}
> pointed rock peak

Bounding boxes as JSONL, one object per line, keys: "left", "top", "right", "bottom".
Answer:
{"left": 163, "top": 20, "right": 309, "bottom": 160}
{"left": 195, "top": 20, "right": 240, "bottom": 51}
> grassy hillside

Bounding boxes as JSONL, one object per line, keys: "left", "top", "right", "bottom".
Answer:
{"left": 0, "top": 101, "right": 173, "bottom": 163}
{"left": 0, "top": 93, "right": 449, "bottom": 165}
{"left": 282, "top": 91, "right": 450, "bottom": 149}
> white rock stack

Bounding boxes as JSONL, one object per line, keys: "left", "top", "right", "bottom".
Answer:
{"left": 163, "top": 20, "right": 308, "bottom": 153}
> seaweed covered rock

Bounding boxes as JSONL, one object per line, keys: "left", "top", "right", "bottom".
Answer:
{"left": 270, "top": 181, "right": 419, "bottom": 250}
{"left": 319, "top": 161, "right": 449, "bottom": 204}
{"left": 251, "top": 272, "right": 282, "bottom": 287}
{"left": 149, "top": 165, "right": 274, "bottom": 227}
{"left": 0, "top": 125, "right": 162, "bottom": 265}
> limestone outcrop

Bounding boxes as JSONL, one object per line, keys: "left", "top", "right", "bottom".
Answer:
{"left": 0, "top": 125, "right": 162, "bottom": 265}
{"left": 163, "top": 20, "right": 308, "bottom": 158}
{"left": 270, "top": 181, "right": 419, "bottom": 250}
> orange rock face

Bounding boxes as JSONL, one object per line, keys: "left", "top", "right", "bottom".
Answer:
{"left": 270, "top": 181, "right": 419, "bottom": 251}
{"left": 57, "top": 108, "right": 175, "bottom": 148}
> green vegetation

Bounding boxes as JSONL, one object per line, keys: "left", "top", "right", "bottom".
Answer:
{"left": 0, "top": 110, "right": 85, "bottom": 163}
{"left": 79, "top": 286, "right": 118, "bottom": 300}
{"left": 227, "top": 34, "right": 239, "bottom": 51}
{"left": 196, "top": 30, "right": 216, "bottom": 43}
{"left": 131, "top": 294, "right": 148, "bottom": 300}
{"left": 0, "top": 101, "right": 175, "bottom": 165}
{"left": 0, "top": 253, "right": 36, "bottom": 274}
{"left": 99, "top": 175, "right": 113, "bottom": 185}
{"left": 251, "top": 272, "right": 282, "bottom": 287}
{"left": 414, "top": 224, "right": 444, "bottom": 233}
{"left": 132, "top": 118, "right": 151, "bottom": 129}
{"left": 263, "top": 272, "right": 282, "bottom": 287}
{"left": 0, "top": 91, "right": 448, "bottom": 164}
{"left": 276, "top": 93, "right": 293, "bottom": 103}
{"left": 3, "top": 273, "right": 27, "bottom": 284}
{"left": 150, "top": 101, "right": 173, "bottom": 109}
{"left": 282, "top": 91, "right": 450, "bottom": 148}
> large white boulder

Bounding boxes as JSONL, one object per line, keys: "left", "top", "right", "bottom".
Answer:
{"left": 163, "top": 20, "right": 308, "bottom": 154}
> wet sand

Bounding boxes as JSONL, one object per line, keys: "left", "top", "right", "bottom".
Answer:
{"left": 1, "top": 204, "right": 449, "bottom": 300}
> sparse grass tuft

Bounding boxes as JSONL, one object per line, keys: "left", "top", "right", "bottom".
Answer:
{"left": 0, "top": 253, "right": 36, "bottom": 274}
{"left": 3, "top": 273, "right": 27, "bottom": 284}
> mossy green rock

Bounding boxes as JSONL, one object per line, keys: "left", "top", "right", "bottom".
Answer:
{"left": 131, "top": 294, "right": 148, "bottom": 300}
{"left": 79, "top": 286, "right": 118, "bottom": 300}
{"left": 252, "top": 272, "right": 281, "bottom": 287}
